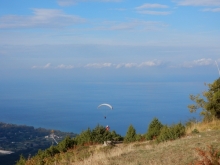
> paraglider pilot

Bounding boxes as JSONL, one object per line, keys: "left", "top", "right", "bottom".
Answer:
{"left": 106, "top": 125, "right": 110, "bottom": 131}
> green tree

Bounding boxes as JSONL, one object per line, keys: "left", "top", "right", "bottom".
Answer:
{"left": 45, "top": 146, "right": 60, "bottom": 156}
{"left": 92, "top": 125, "right": 108, "bottom": 143}
{"left": 75, "top": 128, "right": 92, "bottom": 145}
{"left": 145, "top": 118, "right": 163, "bottom": 140}
{"left": 124, "top": 125, "right": 136, "bottom": 143}
{"left": 57, "top": 136, "right": 75, "bottom": 152}
{"left": 16, "top": 155, "right": 26, "bottom": 165}
{"left": 136, "top": 134, "right": 145, "bottom": 141}
{"left": 188, "top": 78, "right": 220, "bottom": 121}
{"left": 111, "top": 130, "right": 123, "bottom": 141}
{"left": 157, "top": 123, "right": 185, "bottom": 142}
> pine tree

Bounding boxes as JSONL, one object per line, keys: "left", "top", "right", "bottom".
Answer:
{"left": 145, "top": 118, "right": 163, "bottom": 140}
{"left": 124, "top": 125, "right": 136, "bottom": 143}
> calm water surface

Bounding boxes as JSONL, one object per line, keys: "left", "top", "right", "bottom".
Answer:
{"left": 0, "top": 81, "right": 206, "bottom": 135}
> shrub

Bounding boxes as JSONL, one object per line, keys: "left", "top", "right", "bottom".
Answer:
{"left": 157, "top": 123, "right": 185, "bottom": 142}
{"left": 185, "top": 118, "right": 197, "bottom": 128}
{"left": 92, "top": 125, "right": 110, "bottom": 143}
{"left": 16, "top": 155, "right": 26, "bottom": 165}
{"left": 75, "top": 128, "right": 92, "bottom": 145}
{"left": 124, "top": 125, "right": 137, "bottom": 143}
{"left": 57, "top": 136, "right": 75, "bottom": 152}
{"left": 44, "top": 146, "right": 60, "bottom": 157}
{"left": 192, "top": 128, "right": 199, "bottom": 134}
{"left": 136, "top": 134, "right": 145, "bottom": 142}
{"left": 111, "top": 130, "right": 123, "bottom": 141}
{"left": 145, "top": 118, "right": 163, "bottom": 140}
{"left": 75, "top": 125, "right": 122, "bottom": 145}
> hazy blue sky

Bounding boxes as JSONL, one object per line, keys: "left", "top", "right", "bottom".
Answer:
{"left": 0, "top": 0, "right": 220, "bottom": 82}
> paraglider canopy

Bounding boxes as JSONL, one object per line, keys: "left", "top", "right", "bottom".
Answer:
{"left": 97, "top": 103, "right": 113, "bottom": 119}
{"left": 97, "top": 103, "right": 113, "bottom": 109}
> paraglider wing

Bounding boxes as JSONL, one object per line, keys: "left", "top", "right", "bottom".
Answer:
{"left": 97, "top": 103, "right": 113, "bottom": 109}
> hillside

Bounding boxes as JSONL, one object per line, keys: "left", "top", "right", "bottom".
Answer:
{"left": 0, "top": 122, "right": 77, "bottom": 165}
{"left": 97, "top": 130, "right": 220, "bottom": 165}
{"left": 23, "top": 127, "right": 220, "bottom": 165}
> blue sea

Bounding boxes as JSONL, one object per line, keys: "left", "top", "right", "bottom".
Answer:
{"left": 0, "top": 81, "right": 207, "bottom": 136}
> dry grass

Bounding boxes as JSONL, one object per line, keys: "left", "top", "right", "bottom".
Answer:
{"left": 107, "top": 133, "right": 219, "bottom": 165}
{"left": 66, "top": 130, "right": 220, "bottom": 165}
{"left": 186, "top": 119, "right": 220, "bottom": 134}
{"left": 26, "top": 121, "right": 220, "bottom": 165}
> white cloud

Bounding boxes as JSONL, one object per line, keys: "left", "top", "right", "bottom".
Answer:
{"left": 0, "top": 9, "right": 85, "bottom": 29}
{"left": 57, "top": 0, "right": 77, "bottom": 6}
{"left": 84, "top": 63, "right": 112, "bottom": 68}
{"left": 57, "top": 0, "right": 121, "bottom": 6}
{"left": 137, "top": 11, "right": 172, "bottom": 15}
{"left": 31, "top": 59, "right": 218, "bottom": 70}
{"left": 202, "top": 8, "right": 220, "bottom": 12}
{"left": 44, "top": 63, "right": 51, "bottom": 68}
{"left": 32, "top": 63, "right": 75, "bottom": 69}
{"left": 175, "top": 0, "right": 220, "bottom": 6}
{"left": 115, "top": 64, "right": 123, "bottom": 69}
{"left": 101, "top": 0, "right": 121, "bottom": 1}
{"left": 182, "top": 58, "right": 213, "bottom": 68}
{"left": 138, "top": 60, "right": 161, "bottom": 67}
{"left": 102, "top": 21, "right": 137, "bottom": 31}
{"left": 124, "top": 63, "right": 138, "bottom": 68}
{"left": 194, "top": 58, "right": 213, "bottom": 65}
{"left": 33, "top": 62, "right": 158, "bottom": 69}
{"left": 116, "top": 63, "right": 138, "bottom": 68}
{"left": 97, "top": 20, "right": 167, "bottom": 31}
{"left": 109, "top": 8, "right": 127, "bottom": 11}
{"left": 136, "top": 3, "right": 169, "bottom": 9}
{"left": 136, "top": 3, "right": 171, "bottom": 15}
{"left": 32, "top": 63, "right": 51, "bottom": 69}
{"left": 115, "top": 61, "right": 162, "bottom": 68}
{"left": 57, "top": 64, "right": 74, "bottom": 69}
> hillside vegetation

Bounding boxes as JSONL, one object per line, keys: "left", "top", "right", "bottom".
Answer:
{"left": 15, "top": 119, "right": 220, "bottom": 165}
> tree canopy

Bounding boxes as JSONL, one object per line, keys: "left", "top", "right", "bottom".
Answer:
{"left": 145, "top": 118, "right": 163, "bottom": 140}
{"left": 124, "top": 125, "right": 136, "bottom": 143}
{"left": 188, "top": 78, "right": 220, "bottom": 120}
